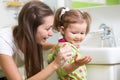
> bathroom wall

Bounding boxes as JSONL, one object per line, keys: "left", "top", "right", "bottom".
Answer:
{"left": 43, "top": 0, "right": 72, "bottom": 10}
{"left": 78, "top": 5, "right": 120, "bottom": 47}
{"left": 0, "top": 0, "right": 33, "bottom": 28}
{"left": 0, "top": 1, "right": 17, "bottom": 28}
{"left": 0, "top": 0, "right": 71, "bottom": 28}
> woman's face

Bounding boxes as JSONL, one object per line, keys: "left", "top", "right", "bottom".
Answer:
{"left": 36, "top": 15, "right": 54, "bottom": 45}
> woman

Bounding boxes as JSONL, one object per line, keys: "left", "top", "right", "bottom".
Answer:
{"left": 0, "top": 1, "right": 72, "bottom": 80}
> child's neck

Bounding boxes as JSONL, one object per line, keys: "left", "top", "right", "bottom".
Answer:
{"left": 58, "top": 38, "right": 80, "bottom": 48}
{"left": 58, "top": 38, "right": 67, "bottom": 43}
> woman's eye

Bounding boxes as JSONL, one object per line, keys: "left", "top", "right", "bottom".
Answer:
{"left": 46, "top": 26, "right": 52, "bottom": 31}
{"left": 46, "top": 28, "right": 50, "bottom": 31}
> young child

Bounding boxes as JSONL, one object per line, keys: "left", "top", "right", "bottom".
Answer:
{"left": 48, "top": 7, "right": 92, "bottom": 80}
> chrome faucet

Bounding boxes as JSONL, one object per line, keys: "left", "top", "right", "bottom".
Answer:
{"left": 99, "top": 23, "right": 116, "bottom": 47}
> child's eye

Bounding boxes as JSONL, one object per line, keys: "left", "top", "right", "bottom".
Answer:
{"left": 81, "top": 32, "right": 85, "bottom": 34}
{"left": 72, "top": 32, "right": 77, "bottom": 34}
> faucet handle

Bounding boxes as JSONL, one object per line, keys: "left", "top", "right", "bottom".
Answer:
{"left": 99, "top": 23, "right": 112, "bottom": 35}
{"left": 99, "top": 23, "right": 107, "bottom": 29}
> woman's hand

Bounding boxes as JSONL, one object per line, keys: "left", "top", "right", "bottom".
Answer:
{"left": 54, "top": 45, "right": 72, "bottom": 67}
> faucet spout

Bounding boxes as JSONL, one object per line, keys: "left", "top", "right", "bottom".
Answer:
{"left": 99, "top": 23, "right": 116, "bottom": 47}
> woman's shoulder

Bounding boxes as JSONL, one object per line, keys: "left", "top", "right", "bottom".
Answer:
{"left": 0, "top": 27, "right": 15, "bottom": 55}
{"left": 0, "top": 26, "right": 15, "bottom": 48}
{"left": 0, "top": 26, "right": 14, "bottom": 38}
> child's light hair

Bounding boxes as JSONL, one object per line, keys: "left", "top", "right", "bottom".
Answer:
{"left": 53, "top": 7, "right": 91, "bottom": 34}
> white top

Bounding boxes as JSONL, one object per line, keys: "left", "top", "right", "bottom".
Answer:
{"left": 0, "top": 27, "right": 24, "bottom": 77}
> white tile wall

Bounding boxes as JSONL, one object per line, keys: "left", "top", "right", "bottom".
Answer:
{"left": 0, "top": 1, "right": 17, "bottom": 28}
{"left": 79, "top": 5, "right": 120, "bottom": 47}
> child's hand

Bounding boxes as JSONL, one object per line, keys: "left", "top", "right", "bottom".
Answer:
{"left": 74, "top": 55, "right": 92, "bottom": 66}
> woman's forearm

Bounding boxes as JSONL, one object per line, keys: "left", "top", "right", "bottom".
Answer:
{"left": 28, "top": 60, "right": 59, "bottom": 80}
{"left": 43, "top": 42, "right": 56, "bottom": 50}
{"left": 63, "top": 62, "right": 79, "bottom": 73}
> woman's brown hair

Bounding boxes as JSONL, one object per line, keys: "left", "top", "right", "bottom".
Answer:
{"left": 13, "top": 1, "right": 53, "bottom": 78}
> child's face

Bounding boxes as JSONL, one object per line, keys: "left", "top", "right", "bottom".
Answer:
{"left": 61, "top": 22, "right": 87, "bottom": 48}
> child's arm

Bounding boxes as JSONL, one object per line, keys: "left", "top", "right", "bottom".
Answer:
{"left": 47, "top": 45, "right": 60, "bottom": 64}
{"left": 63, "top": 56, "right": 92, "bottom": 73}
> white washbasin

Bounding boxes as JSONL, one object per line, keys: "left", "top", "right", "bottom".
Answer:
{"left": 79, "top": 47, "right": 120, "bottom": 64}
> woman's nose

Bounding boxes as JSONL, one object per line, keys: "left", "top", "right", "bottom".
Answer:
{"left": 48, "top": 30, "right": 53, "bottom": 36}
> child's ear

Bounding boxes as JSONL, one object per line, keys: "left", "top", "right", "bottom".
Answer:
{"left": 59, "top": 26, "right": 65, "bottom": 35}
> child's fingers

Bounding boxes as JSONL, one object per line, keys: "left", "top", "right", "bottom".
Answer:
{"left": 75, "top": 56, "right": 92, "bottom": 66}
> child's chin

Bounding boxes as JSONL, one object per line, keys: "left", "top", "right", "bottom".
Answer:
{"left": 74, "top": 44, "right": 80, "bottom": 48}
{"left": 76, "top": 45, "right": 80, "bottom": 48}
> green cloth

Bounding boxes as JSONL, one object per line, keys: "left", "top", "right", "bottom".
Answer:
{"left": 48, "top": 42, "right": 87, "bottom": 80}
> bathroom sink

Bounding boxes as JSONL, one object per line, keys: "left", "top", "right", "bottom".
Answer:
{"left": 79, "top": 47, "right": 120, "bottom": 64}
